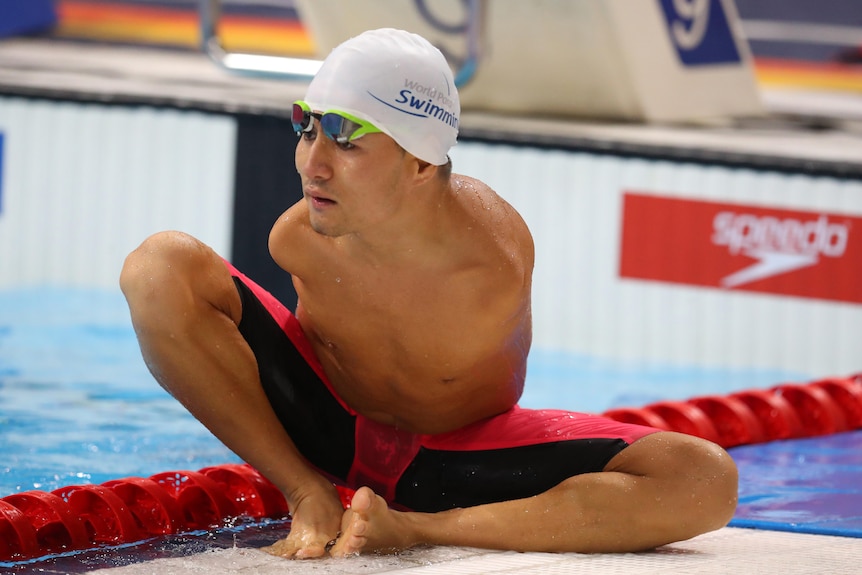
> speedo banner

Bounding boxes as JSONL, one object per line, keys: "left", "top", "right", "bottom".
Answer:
{"left": 619, "top": 192, "right": 862, "bottom": 304}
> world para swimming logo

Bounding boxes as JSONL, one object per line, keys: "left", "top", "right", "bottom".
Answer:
{"left": 368, "top": 78, "right": 459, "bottom": 130}
{"left": 657, "top": 0, "right": 741, "bottom": 65}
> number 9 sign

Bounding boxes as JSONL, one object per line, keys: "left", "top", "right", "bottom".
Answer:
{"left": 658, "top": 0, "right": 743, "bottom": 65}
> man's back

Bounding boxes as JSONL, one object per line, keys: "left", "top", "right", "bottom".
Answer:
{"left": 270, "top": 174, "right": 535, "bottom": 433}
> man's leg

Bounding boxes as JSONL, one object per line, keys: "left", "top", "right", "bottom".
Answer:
{"left": 120, "top": 231, "right": 345, "bottom": 558}
{"left": 331, "top": 431, "right": 738, "bottom": 555}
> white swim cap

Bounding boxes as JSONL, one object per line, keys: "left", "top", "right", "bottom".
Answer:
{"left": 304, "top": 28, "right": 460, "bottom": 166}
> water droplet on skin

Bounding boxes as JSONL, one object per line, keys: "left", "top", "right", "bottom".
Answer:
{"left": 335, "top": 277, "right": 342, "bottom": 283}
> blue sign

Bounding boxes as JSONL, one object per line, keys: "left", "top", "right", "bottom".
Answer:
{"left": 0, "top": 0, "right": 57, "bottom": 40}
{"left": 658, "top": 0, "right": 741, "bottom": 66}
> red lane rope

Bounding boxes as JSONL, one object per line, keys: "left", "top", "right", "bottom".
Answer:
{"left": 2, "top": 374, "right": 860, "bottom": 562}
{"left": 603, "top": 374, "right": 862, "bottom": 446}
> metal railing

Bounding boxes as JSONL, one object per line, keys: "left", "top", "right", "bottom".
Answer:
{"left": 198, "top": 0, "right": 483, "bottom": 87}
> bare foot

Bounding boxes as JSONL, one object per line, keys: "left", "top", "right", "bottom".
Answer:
{"left": 263, "top": 532, "right": 331, "bottom": 560}
{"left": 262, "top": 487, "right": 344, "bottom": 559}
{"left": 329, "top": 486, "right": 417, "bottom": 557}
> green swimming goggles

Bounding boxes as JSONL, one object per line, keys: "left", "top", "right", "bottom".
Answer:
{"left": 291, "top": 100, "right": 382, "bottom": 144}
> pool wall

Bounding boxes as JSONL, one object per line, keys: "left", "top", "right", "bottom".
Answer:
{"left": 0, "top": 90, "right": 860, "bottom": 399}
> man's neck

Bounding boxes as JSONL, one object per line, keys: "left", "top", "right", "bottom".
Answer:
{"left": 340, "top": 179, "right": 453, "bottom": 266}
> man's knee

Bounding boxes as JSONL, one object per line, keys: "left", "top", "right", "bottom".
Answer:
{"left": 610, "top": 432, "right": 739, "bottom": 530}
{"left": 120, "top": 231, "right": 230, "bottom": 323}
{"left": 121, "top": 231, "right": 204, "bottom": 296}
{"left": 664, "top": 433, "right": 738, "bottom": 528}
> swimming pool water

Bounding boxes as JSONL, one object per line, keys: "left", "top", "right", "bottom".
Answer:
{"left": 0, "top": 287, "right": 808, "bottom": 497}
{"left": 0, "top": 288, "right": 239, "bottom": 496}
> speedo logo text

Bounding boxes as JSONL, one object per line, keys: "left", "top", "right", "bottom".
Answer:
{"left": 711, "top": 211, "right": 849, "bottom": 287}
{"left": 619, "top": 192, "right": 861, "bottom": 304}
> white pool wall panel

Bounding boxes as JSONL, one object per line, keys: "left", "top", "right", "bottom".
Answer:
{"left": 0, "top": 96, "right": 236, "bottom": 289}
{"left": 450, "top": 142, "right": 862, "bottom": 378}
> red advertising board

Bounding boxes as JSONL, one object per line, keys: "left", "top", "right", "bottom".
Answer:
{"left": 620, "top": 192, "right": 862, "bottom": 304}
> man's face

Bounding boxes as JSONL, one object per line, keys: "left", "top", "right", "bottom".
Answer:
{"left": 294, "top": 117, "right": 411, "bottom": 238}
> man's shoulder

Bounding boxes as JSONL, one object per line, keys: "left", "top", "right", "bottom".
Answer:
{"left": 450, "top": 173, "right": 490, "bottom": 193}
{"left": 268, "top": 200, "right": 318, "bottom": 276}
{"left": 274, "top": 201, "right": 313, "bottom": 236}
{"left": 450, "top": 173, "right": 516, "bottom": 214}
{"left": 442, "top": 174, "right": 534, "bottom": 282}
{"left": 450, "top": 173, "right": 533, "bottom": 244}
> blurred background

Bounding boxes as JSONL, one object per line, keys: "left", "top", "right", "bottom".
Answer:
{"left": 8, "top": 0, "right": 862, "bottom": 88}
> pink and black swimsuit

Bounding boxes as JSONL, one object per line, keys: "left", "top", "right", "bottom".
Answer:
{"left": 227, "top": 262, "right": 659, "bottom": 512}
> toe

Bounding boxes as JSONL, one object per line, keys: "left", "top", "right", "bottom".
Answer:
{"left": 330, "top": 532, "right": 365, "bottom": 558}
{"left": 262, "top": 538, "right": 297, "bottom": 558}
{"left": 294, "top": 544, "right": 327, "bottom": 559}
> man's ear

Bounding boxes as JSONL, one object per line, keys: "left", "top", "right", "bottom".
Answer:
{"left": 412, "top": 157, "right": 438, "bottom": 187}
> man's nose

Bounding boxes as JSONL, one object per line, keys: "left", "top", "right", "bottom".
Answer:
{"left": 297, "top": 134, "right": 334, "bottom": 179}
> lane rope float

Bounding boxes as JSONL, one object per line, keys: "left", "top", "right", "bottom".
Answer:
{"left": 2, "top": 373, "right": 860, "bottom": 563}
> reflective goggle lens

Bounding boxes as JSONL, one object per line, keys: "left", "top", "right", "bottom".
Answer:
{"left": 291, "top": 100, "right": 381, "bottom": 143}
{"left": 291, "top": 101, "right": 316, "bottom": 134}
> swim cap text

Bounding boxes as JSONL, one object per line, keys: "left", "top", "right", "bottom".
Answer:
{"left": 395, "top": 88, "right": 458, "bottom": 129}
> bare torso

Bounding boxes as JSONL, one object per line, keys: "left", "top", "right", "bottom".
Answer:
{"left": 270, "top": 174, "right": 534, "bottom": 434}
